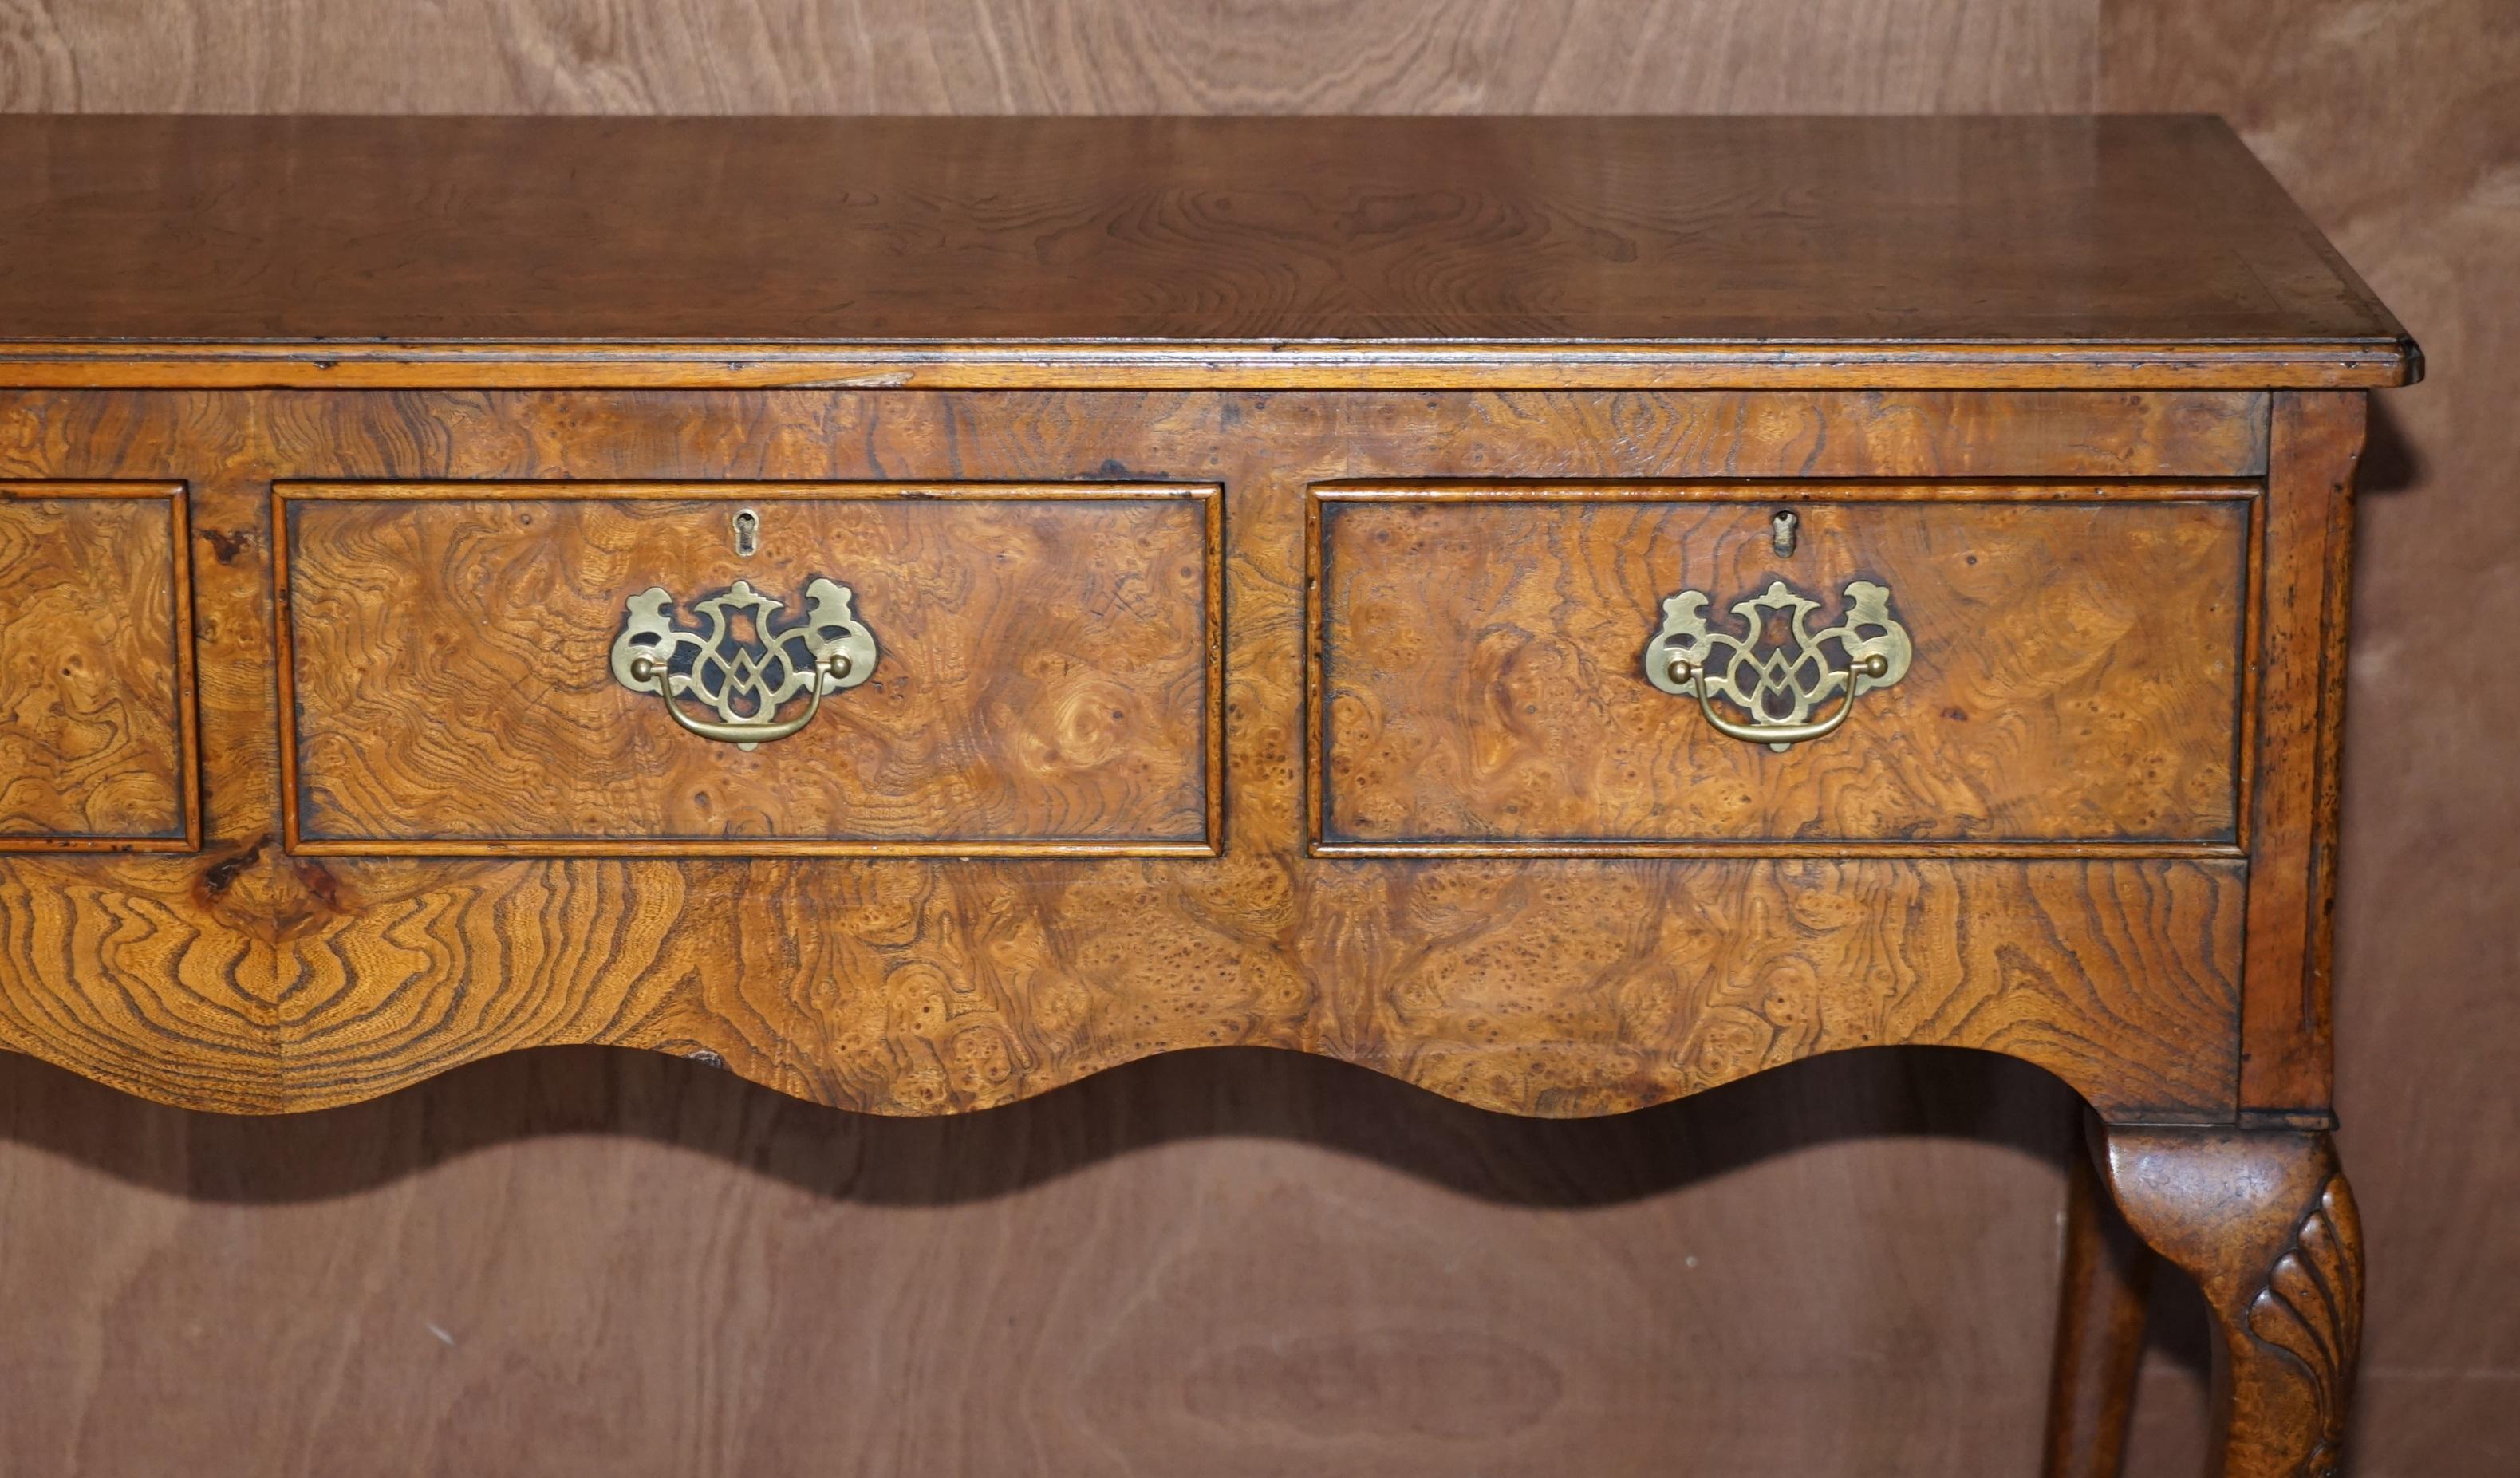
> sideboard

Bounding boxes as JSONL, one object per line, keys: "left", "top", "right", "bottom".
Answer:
{"left": 0, "top": 115, "right": 2416, "bottom": 1476}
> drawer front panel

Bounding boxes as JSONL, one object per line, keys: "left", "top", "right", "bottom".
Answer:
{"left": 278, "top": 483, "right": 1219, "bottom": 854}
{"left": 1314, "top": 485, "right": 2251, "bottom": 852}
{"left": 0, "top": 483, "right": 197, "bottom": 850}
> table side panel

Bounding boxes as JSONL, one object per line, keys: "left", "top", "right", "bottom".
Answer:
{"left": 2239, "top": 392, "right": 2366, "bottom": 1118}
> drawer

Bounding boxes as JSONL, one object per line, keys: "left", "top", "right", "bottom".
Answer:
{"left": 275, "top": 483, "right": 1220, "bottom": 855}
{"left": 0, "top": 483, "right": 199, "bottom": 851}
{"left": 1310, "top": 484, "right": 2253, "bottom": 853}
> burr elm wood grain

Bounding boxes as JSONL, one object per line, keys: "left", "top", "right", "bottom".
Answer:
{"left": 0, "top": 383, "right": 2264, "bottom": 1121}
{"left": 0, "top": 483, "right": 198, "bottom": 850}
{"left": 0, "top": 116, "right": 2417, "bottom": 391}
{"left": 1313, "top": 487, "right": 2250, "bottom": 851}
{"left": 274, "top": 483, "right": 1221, "bottom": 855}
{"left": 0, "top": 103, "right": 2415, "bottom": 1472}
{"left": 0, "top": 72, "right": 2439, "bottom": 1478}
{"left": 0, "top": 851, "right": 2234, "bottom": 1119}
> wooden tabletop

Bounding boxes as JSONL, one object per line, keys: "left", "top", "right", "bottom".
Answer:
{"left": 0, "top": 114, "right": 2415, "bottom": 388}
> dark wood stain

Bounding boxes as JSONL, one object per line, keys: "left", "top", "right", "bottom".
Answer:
{"left": 0, "top": 116, "right": 2414, "bottom": 388}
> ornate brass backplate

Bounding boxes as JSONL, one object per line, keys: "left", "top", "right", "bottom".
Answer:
{"left": 609, "top": 577, "right": 877, "bottom": 749}
{"left": 1645, "top": 577, "right": 1912, "bottom": 751}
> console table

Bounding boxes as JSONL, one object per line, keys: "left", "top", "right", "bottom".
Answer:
{"left": 0, "top": 116, "right": 2415, "bottom": 1475}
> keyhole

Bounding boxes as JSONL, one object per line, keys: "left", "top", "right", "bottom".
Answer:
{"left": 732, "top": 507, "right": 759, "bottom": 558}
{"left": 1771, "top": 510, "right": 1799, "bottom": 558}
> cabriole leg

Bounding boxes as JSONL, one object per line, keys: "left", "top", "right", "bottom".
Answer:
{"left": 2043, "top": 1145, "right": 2157, "bottom": 1477}
{"left": 2089, "top": 1125, "right": 2362, "bottom": 1478}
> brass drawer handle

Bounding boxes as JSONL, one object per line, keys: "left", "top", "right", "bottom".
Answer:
{"left": 1645, "top": 577, "right": 1911, "bottom": 752}
{"left": 609, "top": 577, "right": 877, "bottom": 750}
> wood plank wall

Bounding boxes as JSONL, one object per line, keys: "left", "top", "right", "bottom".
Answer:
{"left": 1, "top": 3, "right": 2510, "bottom": 1474}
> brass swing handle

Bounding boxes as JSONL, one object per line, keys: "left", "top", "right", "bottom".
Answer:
{"left": 623, "top": 645, "right": 858, "bottom": 747}
{"left": 1644, "top": 577, "right": 1913, "bottom": 754}
{"left": 1666, "top": 650, "right": 1892, "bottom": 751}
{"left": 609, "top": 576, "right": 879, "bottom": 751}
